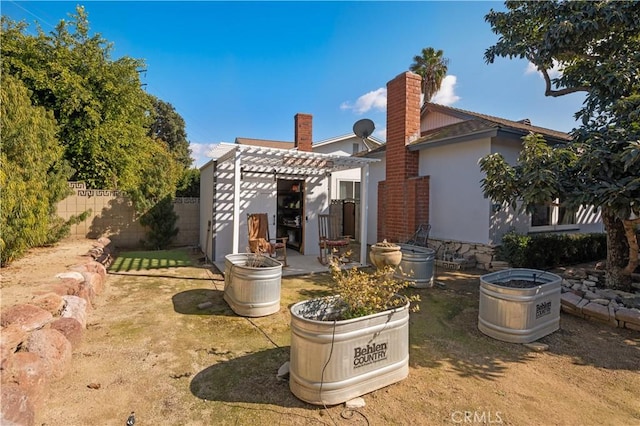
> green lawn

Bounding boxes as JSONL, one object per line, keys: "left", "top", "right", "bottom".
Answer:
{"left": 109, "top": 249, "right": 192, "bottom": 272}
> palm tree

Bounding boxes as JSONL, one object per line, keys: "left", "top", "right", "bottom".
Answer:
{"left": 409, "top": 47, "right": 449, "bottom": 106}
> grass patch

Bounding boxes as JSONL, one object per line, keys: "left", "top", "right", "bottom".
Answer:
{"left": 109, "top": 249, "right": 192, "bottom": 272}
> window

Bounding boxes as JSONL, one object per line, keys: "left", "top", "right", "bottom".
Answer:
{"left": 339, "top": 180, "right": 360, "bottom": 200}
{"left": 352, "top": 143, "right": 360, "bottom": 155}
{"left": 530, "top": 199, "right": 577, "bottom": 231}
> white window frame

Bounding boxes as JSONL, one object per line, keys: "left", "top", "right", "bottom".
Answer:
{"left": 338, "top": 180, "right": 360, "bottom": 200}
{"left": 529, "top": 199, "right": 579, "bottom": 233}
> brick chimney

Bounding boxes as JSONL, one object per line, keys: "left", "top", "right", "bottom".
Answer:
{"left": 378, "top": 71, "right": 430, "bottom": 243}
{"left": 294, "top": 113, "right": 313, "bottom": 152}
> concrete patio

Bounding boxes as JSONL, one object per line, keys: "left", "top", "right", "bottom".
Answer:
{"left": 213, "top": 243, "right": 364, "bottom": 277}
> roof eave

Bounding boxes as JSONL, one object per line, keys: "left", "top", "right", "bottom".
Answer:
{"left": 408, "top": 128, "right": 499, "bottom": 151}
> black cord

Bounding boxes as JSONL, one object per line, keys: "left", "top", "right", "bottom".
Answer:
{"left": 245, "top": 317, "right": 280, "bottom": 348}
{"left": 341, "top": 408, "right": 370, "bottom": 425}
{"left": 319, "top": 320, "right": 338, "bottom": 425}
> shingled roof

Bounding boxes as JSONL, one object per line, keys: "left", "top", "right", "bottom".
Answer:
{"left": 412, "top": 103, "right": 571, "bottom": 147}
{"left": 235, "top": 137, "right": 294, "bottom": 150}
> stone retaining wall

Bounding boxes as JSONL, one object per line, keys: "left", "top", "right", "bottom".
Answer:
{"left": 0, "top": 238, "right": 113, "bottom": 426}
{"left": 558, "top": 267, "right": 640, "bottom": 331}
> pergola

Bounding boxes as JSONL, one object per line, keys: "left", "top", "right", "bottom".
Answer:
{"left": 206, "top": 143, "right": 380, "bottom": 265}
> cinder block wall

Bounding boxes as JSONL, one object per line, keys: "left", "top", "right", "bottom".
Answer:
{"left": 56, "top": 182, "right": 199, "bottom": 248}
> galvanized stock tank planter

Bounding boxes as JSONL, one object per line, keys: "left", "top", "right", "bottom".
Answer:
{"left": 223, "top": 253, "right": 282, "bottom": 317}
{"left": 394, "top": 244, "right": 436, "bottom": 288}
{"left": 478, "top": 268, "right": 562, "bottom": 343}
{"left": 289, "top": 296, "right": 410, "bottom": 405}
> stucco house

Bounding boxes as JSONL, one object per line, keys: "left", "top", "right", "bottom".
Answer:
{"left": 199, "top": 114, "right": 380, "bottom": 264}
{"left": 364, "top": 71, "right": 603, "bottom": 269}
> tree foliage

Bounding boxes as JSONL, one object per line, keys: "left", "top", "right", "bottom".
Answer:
{"left": 139, "top": 196, "right": 179, "bottom": 250}
{"left": 409, "top": 47, "right": 449, "bottom": 105}
{"left": 1, "top": 6, "right": 194, "bottom": 258}
{"left": 481, "top": 1, "right": 640, "bottom": 289}
{"left": 0, "top": 74, "right": 74, "bottom": 264}
{"left": 176, "top": 168, "right": 200, "bottom": 198}
{"left": 1, "top": 7, "right": 185, "bottom": 210}
{"left": 148, "top": 96, "right": 192, "bottom": 170}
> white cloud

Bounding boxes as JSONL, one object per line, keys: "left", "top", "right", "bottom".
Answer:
{"left": 373, "top": 127, "right": 386, "bottom": 141}
{"left": 431, "top": 75, "right": 460, "bottom": 106}
{"left": 340, "top": 87, "right": 387, "bottom": 114}
{"left": 190, "top": 142, "right": 219, "bottom": 168}
{"left": 525, "top": 60, "right": 563, "bottom": 79}
{"left": 342, "top": 75, "right": 460, "bottom": 113}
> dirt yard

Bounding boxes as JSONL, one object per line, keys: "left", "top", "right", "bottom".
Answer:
{"left": 1, "top": 238, "right": 639, "bottom": 425}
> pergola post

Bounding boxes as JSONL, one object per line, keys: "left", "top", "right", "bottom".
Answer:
{"left": 359, "top": 163, "right": 369, "bottom": 267}
{"left": 232, "top": 148, "right": 242, "bottom": 254}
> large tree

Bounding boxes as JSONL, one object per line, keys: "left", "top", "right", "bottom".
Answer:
{"left": 409, "top": 47, "right": 449, "bottom": 106}
{"left": 148, "top": 96, "right": 192, "bottom": 170}
{"left": 481, "top": 1, "right": 640, "bottom": 290}
{"left": 1, "top": 7, "right": 182, "bottom": 210}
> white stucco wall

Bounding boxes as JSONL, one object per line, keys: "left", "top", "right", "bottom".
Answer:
{"left": 488, "top": 137, "right": 604, "bottom": 244}
{"left": 314, "top": 136, "right": 366, "bottom": 200}
{"left": 366, "top": 156, "right": 386, "bottom": 245}
{"left": 238, "top": 176, "right": 278, "bottom": 254}
{"left": 212, "top": 160, "right": 235, "bottom": 261}
{"left": 419, "top": 138, "right": 493, "bottom": 245}
{"left": 304, "top": 175, "right": 330, "bottom": 256}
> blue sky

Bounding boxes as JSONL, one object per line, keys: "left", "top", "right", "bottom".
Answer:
{"left": 3, "top": 1, "right": 586, "bottom": 168}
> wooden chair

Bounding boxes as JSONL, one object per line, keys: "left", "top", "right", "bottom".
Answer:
{"left": 317, "top": 214, "right": 351, "bottom": 265}
{"left": 247, "top": 213, "right": 288, "bottom": 266}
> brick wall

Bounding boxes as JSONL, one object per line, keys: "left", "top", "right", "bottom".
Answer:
{"left": 378, "top": 71, "right": 427, "bottom": 243}
{"left": 294, "top": 113, "right": 313, "bottom": 152}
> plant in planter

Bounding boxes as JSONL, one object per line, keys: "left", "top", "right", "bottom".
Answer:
{"left": 369, "top": 239, "right": 403, "bottom": 269}
{"left": 289, "top": 254, "right": 419, "bottom": 405}
{"left": 223, "top": 250, "right": 283, "bottom": 317}
{"left": 478, "top": 268, "right": 562, "bottom": 343}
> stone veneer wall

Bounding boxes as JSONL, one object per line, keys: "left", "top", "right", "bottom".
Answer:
{"left": 427, "top": 238, "right": 496, "bottom": 271}
{"left": 57, "top": 182, "right": 199, "bottom": 248}
{"left": 0, "top": 239, "right": 114, "bottom": 425}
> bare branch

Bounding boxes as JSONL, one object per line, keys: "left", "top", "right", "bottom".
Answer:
{"left": 540, "top": 68, "right": 589, "bottom": 97}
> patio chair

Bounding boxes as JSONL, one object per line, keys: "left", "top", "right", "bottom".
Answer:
{"left": 405, "top": 223, "right": 431, "bottom": 247}
{"left": 247, "top": 213, "right": 288, "bottom": 267}
{"left": 317, "top": 214, "right": 351, "bottom": 265}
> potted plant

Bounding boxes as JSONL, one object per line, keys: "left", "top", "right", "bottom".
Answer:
{"left": 289, "top": 254, "right": 420, "bottom": 405}
{"left": 223, "top": 251, "right": 282, "bottom": 317}
{"left": 369, "top": 239, "right": 403, "bottom": 269}
{"left": 478, "top": 268, "right": 562, "bottom": 343}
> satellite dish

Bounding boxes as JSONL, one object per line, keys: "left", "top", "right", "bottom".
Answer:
{"left": 353, "top": 119, "right": 375, "bottom": 139}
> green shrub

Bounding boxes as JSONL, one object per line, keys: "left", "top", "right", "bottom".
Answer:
{"left": 0, "top": 75, "right": 74, "bottom": 265}
{"left": 496, "top": 230, "right": 606, "bottom": 269}
{"left": 139, "top": 196, "right": 179, "bottom": 250}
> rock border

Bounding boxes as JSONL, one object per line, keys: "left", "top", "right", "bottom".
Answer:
{"left": 0, "top": 238, "right": 114, "bottom": 426}
{"left": 559, "top": 267, "right": 640, "bottom": 331}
